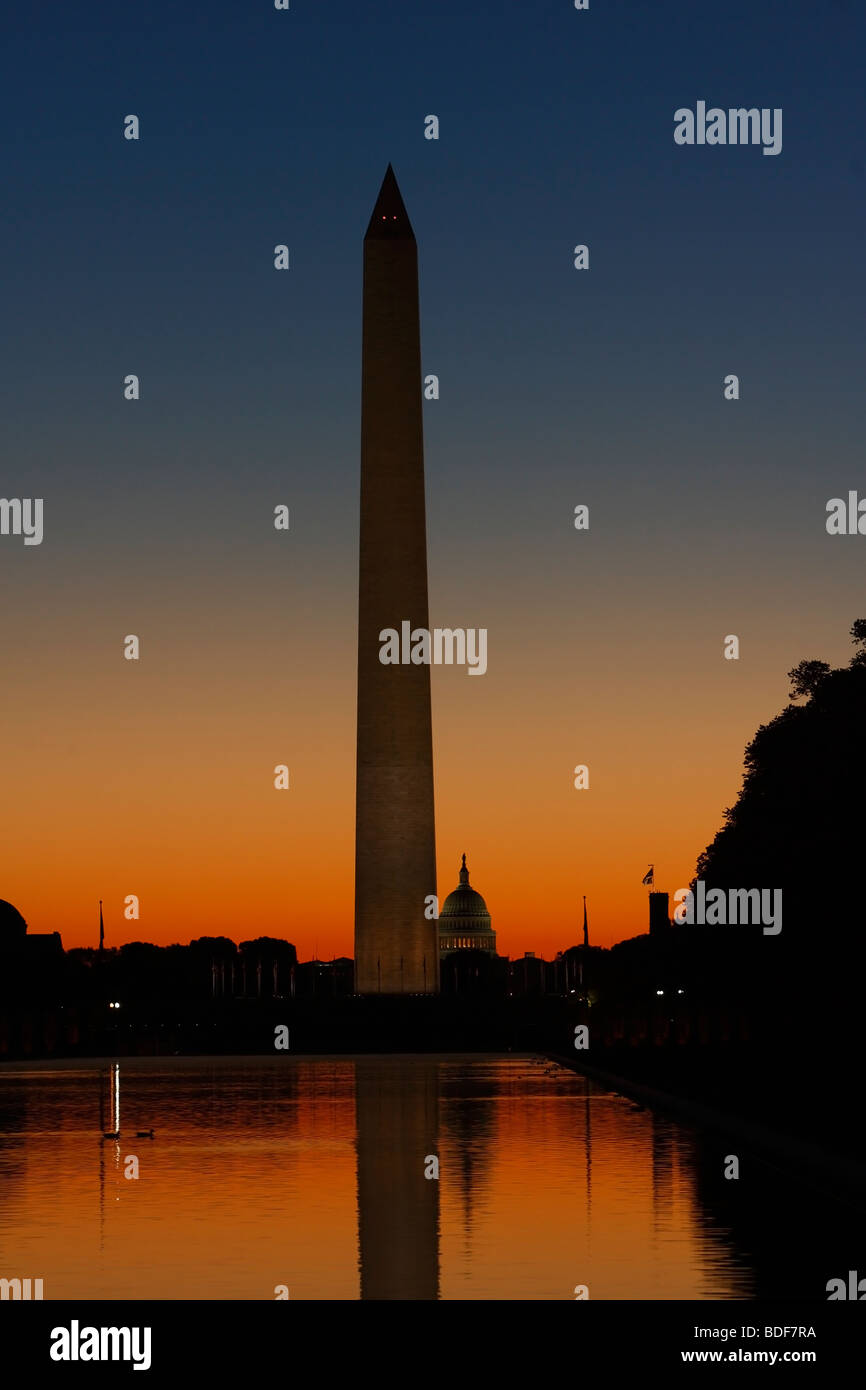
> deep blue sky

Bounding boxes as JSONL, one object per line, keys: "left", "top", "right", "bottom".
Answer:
{"left": 4, "top": 0, "right": 863, "bottom": 629}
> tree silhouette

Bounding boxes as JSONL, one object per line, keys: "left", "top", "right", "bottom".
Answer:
{"left": 787, "top": 659, "right": 830, "bottom": 701}
{"left": 694, "top": 621, "right": 866, "bottom": 1026}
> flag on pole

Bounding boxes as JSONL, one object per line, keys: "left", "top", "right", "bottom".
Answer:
{"left": 641, "top": 865, "right": 654, "bottom": 886}
{"left": 98, "top": 900, "right": 105, "bottom": 951}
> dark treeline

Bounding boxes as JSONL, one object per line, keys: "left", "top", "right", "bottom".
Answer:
{"left": 697, "top": 620, "right": 866, "bottom": 927}
{"left": 0, "top": 933, "right": 305, "bottom": 1008}
{"left": 68, "top": 936, "right": 303, "bottom": 1004}
{"left": 693, "top": 619, "right": 866, "bottom": 1031}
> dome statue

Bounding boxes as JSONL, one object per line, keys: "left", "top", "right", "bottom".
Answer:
{"left": 438, "top": 855, "right": 496, "bottom": 956}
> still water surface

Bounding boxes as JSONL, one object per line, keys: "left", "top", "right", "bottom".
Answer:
{"left": 0, "top": 1055, "right": 855, "bottom": 1299}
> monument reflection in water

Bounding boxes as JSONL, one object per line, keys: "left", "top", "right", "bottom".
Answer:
{"left": 2, "top": 1055, "right": 862, "bottom": 1299}
{"left": 355, "top": 1057, "right": 440, "bottom": 1299}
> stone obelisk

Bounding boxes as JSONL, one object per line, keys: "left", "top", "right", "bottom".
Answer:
{"left": 354, "top": 165, "right": 438, "bottom": 994}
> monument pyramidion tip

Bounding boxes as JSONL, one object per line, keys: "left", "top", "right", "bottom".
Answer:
{"left": 364, "top": 164, "right": 415, "bottom": 241}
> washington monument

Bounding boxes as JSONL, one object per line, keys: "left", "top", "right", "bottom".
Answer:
{"left": 353, "top": 166, "right": 439, "bottom": 994}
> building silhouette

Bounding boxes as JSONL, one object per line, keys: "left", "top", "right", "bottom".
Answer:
{"left": 0, "top": 899, "right": 64, "bottom": 1008}
{"left": 649, "top": 891, "right": 670, "bottom": 936}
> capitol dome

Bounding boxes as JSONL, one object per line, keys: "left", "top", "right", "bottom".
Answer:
{"left": 439, "top": 856, "right": 496, "bottom": 956}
